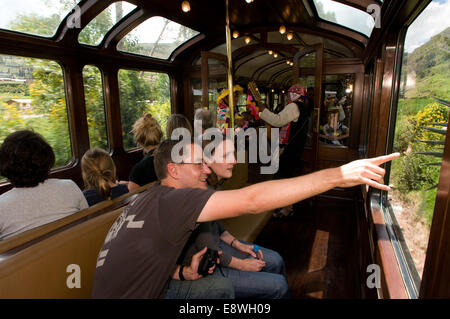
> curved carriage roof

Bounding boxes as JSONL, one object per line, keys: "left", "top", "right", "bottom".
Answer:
{"left": 0, "top": 0, "right": 383, "bottom": 86}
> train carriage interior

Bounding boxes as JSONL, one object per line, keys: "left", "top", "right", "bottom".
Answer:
{"left": 0, "top": 0, "right": 450, "bottom": 299}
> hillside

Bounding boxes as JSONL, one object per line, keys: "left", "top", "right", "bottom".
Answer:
{"left": 402, "top": 27, "right": 450, "bottom": 99}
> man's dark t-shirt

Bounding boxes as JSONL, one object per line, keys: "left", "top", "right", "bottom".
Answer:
{"left": 91, "top": 184, "right": 215, "bottom": 299}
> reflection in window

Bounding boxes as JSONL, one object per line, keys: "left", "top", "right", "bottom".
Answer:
{"left": 117, "top": 16, "right": 200, "bottom": 60}
{"left": 312, "top": 0, "right": 375, "bottom": 37}
{"left": 118, "top": 70, "right": 171, "bottom": 150}
{"left": 83, "top": 65, "right": 108, "bottom": 150}
{"left": 79, "top": 1, "right": 137, "bottom": 46}
{"left": 0, "top": 55, "right": 71, "bottom": 168}
{"left": 319, "top": 74, "right": 354, "bottom": 147}
{"left": 390, "top": 0, "right": 450, "bottom": 278}
{"left": 0, "top": 0, "right": 72, "bottom": 38}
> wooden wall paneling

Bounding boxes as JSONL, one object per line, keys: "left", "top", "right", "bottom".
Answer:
{"left": 359, "top": 74, "right": 371, "bottom": 153}
{"left": 374, "top": 45, "right": 396, "bottom": 156}
{"left": 57, "top": 61, "right": 90, "bottom": 187}
{"left": 201, "top": 51, "right": 209, "bottom": 109}
{"left": 101, "top": 66, "right": 139, "bottom": 181}
{"left": 356, "top": 187, "right": 378, "bottom": 299}
{"left": 367, "top": 58, "right": 384, "bottom": 158}
{"left": 349, "top": 72, "right": 365, "bottom": 149}
{"left": 102, "top": 66, "right": 123, "bottom": 152}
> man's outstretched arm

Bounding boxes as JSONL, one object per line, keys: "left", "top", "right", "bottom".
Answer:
{"left": 197, "top": 153, "right": 400, "bottom": 222}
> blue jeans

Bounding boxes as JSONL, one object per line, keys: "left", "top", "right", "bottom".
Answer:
{"left": 213, "top": 240, "right": 290, "bottom": 299}
{"left": 165, "top": 275, "right": 235, "bottom": 299}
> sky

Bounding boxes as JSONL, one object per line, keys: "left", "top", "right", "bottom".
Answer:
{"left": 404, "top": 0, "right": 450, "bottom": 53}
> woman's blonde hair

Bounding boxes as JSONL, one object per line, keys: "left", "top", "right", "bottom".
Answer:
{"left": 166, "top": 114, "right": 193, "bottom": 139}
{"left": 131, "top": 113, "right": 163, "bottom": 151}
{"left": 81, "top": 148, "right": 117, "bottom": 198}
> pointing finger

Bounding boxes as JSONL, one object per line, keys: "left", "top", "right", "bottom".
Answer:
{"left": 369, "top": 153, "right": 400, "bottom": 166}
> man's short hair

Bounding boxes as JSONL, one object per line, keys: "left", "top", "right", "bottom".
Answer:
{"left": 154, "top": 139, "right": 199, "bottom": 180}
{"left": 0, "top": 130, "right": 55, "bottom": 187}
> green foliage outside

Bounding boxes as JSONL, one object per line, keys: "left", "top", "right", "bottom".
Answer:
{"left": 391, "top": 27, "right": 450, "bottom": 226}
{"left": 0, "top": 1, "right": 171, "bottom": 177}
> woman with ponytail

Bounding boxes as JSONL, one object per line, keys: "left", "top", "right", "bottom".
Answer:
{"left": 81, "top": 148, "right": 128, "bottom": 206}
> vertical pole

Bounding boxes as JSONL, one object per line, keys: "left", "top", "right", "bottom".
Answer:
{"left": 225, "top": 0, "right": 235, "bottom": 138}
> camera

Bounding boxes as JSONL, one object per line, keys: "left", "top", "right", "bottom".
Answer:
{"left": 197, "top": 248, "right": 219, "bottom": 276}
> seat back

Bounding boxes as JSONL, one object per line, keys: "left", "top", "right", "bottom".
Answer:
{"left": 0, "top": 207, "right": 124, "bottom": 298}
{"left": 0, "top": 183, "right": 152, "bottom": 254}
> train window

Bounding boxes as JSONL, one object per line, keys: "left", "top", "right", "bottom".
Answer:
{"left": 0, "top": 55, "right": 72, "bottom": 167}
{"left": 320, "top": 74, "right": 354, "bottom": 147}
{"left": 118, "top": 69, "right": 171, "bottom": 150}
{"left": 83, "top": 65, "right": 108, "bottom": 150}
{"left": 312, "top": 0, "right": 376, "bottom": 37}
{"left": 389, "top": 0, "right": 450, "bottom": 279}
{"left": 117, "top": 16, "right": 200, "bottom": 60}
{"left": 0, "top": 0, "right": 70, "bottom": 38}
{"left": 78, "top": 1, "right": 137, "bottom": 46}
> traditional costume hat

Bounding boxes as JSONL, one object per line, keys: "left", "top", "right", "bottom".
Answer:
{"left": 288, "top": 83, "right": 306, "bottom": 97}
{"left": 217, "top": 85, "right": 244, "bottom": 104}
{"left": 287, "top": 83, "right": 307, "bottom": 104}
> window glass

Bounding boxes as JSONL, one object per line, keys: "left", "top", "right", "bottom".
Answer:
{"left": 78, "top": 1, "right": 137, "bottom": 46}
{"left": 0, "top": 0, "right": 74, "bottom": 38}
{"left": 83, "top": 65, "right": 108, "bottom": 150}
{"left": 312, "top": 0, "right": 375, "bottom": 37}
{"left": 118, "top": 70, "right": 171, "bottom": 150}
{"left": 319, "top": 74, "right": 354, "bottom": 147}
{"left": 117, "top": 16, "right": 200, "bottom": 60}
{"left": 0, "top": 55, "right": 72, "bottom": 168}
{"left": 390, "top": 0, "right": 450, "bottom": 278}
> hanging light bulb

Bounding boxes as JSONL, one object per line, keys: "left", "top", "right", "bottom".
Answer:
{"left": 286, "top": 60, "right": 291, "bottom": 65}
{"left": 286, "top": 32, "right": 294, "bottom": 41}
{"left": 346, "top": 84, "right": 353, "bottom": 93}
{"left": 181, "top": 1, "right": 191, "bottom": 12}
{"left": 268, "top": 50, "right": 273, "bottom": 55}
{"left": 279, "top": 25, "right": 286, "bottom": 34}
{"left": 245, "top": 36, "right": 251, "bottom": 44}
{"left": 233, "top": 30, "right": 239, "bottom": 38}
{"left": 273, "top": 52, "right": 278, "bottom": 58}
{"left": 245, "top": 0, "right": 254, "bottom": 3}
{"left": 271, "top": 89, "right": 275, "bottom": 93}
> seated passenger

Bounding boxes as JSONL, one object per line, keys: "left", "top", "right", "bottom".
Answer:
{"left": 92, "top": 137, "right": 399, "bottom": 298}
{"left": 0, "top": 130, "right": 88, "bottom": 240}
{"left": 166, "top": 113, "right": 193, "bottom": 139}
{"left": 128, "top": 113, "right": 163, "bottom": 192}
{"left": 81, "top": 148, "right": 129, "bottom": 206}
{"left": 178, "top": 136, "right": 289, "bottom": 298}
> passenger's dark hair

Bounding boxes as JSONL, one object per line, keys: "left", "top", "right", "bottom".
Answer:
{"left": 154, "top": 138, "right": 198, "bottom": 180}
{"left": 166, "top": 114, "right": 193, "bottom": 139}
{"left": 0, "top": 130, "right": 55, "bottom": 187}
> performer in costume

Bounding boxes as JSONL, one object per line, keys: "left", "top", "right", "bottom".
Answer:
{"left": 216, "top": 85, "right": 244, "bottom": 131}
{"left": 258, "top": 84, "right": 313, "bottom": 218}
